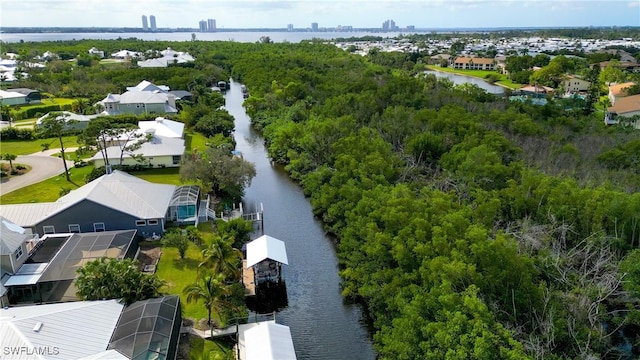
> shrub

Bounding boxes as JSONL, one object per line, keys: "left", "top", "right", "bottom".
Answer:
{"left": 16, "top": 165, "right": 26, "bottom": 170}
{"left": 0, "top": 127, "right": 35, "bottom": 140}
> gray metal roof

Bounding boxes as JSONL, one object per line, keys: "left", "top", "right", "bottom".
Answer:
{"left": 57, "top": 170, "right": 175, "bottom": 219}
{"left": 0, "top": 300, "right": 125, "bottom": 360}
{"left": 0, "top": 171, "right": 176, "bottom": 227}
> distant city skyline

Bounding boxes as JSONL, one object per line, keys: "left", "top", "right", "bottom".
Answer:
{"left": 1, "top": 0, "right": 638, "bottom": 29}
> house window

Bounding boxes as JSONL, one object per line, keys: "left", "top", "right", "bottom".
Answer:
{"left": 136, "top": 220, "right": 147, "bottom": 226}
{"left": 43, "top": 225, "right": 55, "bottom": 234}
{"left": 147, "top": 219, "right": 159, "bottom": 226}
{"left": 14, "top": 247, "right": 23, "bottom": 260}
{"left": 68, "top": 224, "right": 81, "bottom": 233}
{"left": 94, "top": 222, "right": 106, "bottom": 232}
{"left": 172, "top": 155, "right": 181, "bottom": 165}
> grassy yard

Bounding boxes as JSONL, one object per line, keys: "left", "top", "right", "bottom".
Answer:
{"left": 156, "top": 242, "right": 209, "bottom": 321}
{"left": 1, "top": 135, "right": 80, "bottom": 155}
{"left": 134, "top": 167, "right": 183, "bottom": 185}
{"left": 12, "top": 98, "right": 78, "bottom": 113}
{"left": 184, "top": 131, "right": 208, "bottom": 153}
{"left": 426, "top": 65, "right": 522, "bottom": 89}
{"left": 0, "top": 165, "right": 94, "bottom": 204}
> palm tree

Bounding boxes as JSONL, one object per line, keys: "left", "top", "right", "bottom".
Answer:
{"left": 183, "top": 272, "right": 232, "bottom": 327}
{"left": 198, "top": 236, "right": 242, "bottom": 281}
{"left": 2, "top": 153, "right": 17, "bottom": 172}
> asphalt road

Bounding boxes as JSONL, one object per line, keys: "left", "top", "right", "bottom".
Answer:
{"left": 0, "top": 148, "right": 76, "bottom": 196}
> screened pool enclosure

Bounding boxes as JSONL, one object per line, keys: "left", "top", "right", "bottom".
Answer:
{"left": 167, "top": 185, "right": 200, "bottom": 224}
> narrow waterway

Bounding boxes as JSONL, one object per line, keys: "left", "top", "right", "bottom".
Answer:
{"left": 426, "top": 69, "right": 506, "bottom": 94}
{"left": 224, "top": 80, "right": 377, "bottom": 360}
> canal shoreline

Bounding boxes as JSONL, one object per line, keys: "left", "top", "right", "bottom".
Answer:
{"left": 425, "top": 65, "right": 518, "bottom": 91}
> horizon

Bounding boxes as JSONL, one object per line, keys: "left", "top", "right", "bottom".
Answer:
{"left": 1, "top": 0, "right": 639, "bottom": 29}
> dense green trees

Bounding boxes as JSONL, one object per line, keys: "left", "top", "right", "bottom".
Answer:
{"left": 76, "top": 257, "right": 165, "bottom": 304}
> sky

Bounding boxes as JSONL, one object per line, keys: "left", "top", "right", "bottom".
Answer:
{"left": 0, "top": 0, "right": 638, "bottom": 29}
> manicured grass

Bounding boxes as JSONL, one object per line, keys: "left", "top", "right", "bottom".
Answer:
{"left": 426, "top": 65, "right": 522, "bottom": 89}
{"left": 184, "top": 131, "right": 208, "bottom": 152}
{"left": 134, "top": 167, "right": 183, "bottom": 185}
{"left": 188, "top": 335, "right": 233, "bottom": 360}
{"left": 0, "top": 165, "right": 94, "bottom": 204}
{"left": 156, "top": 242, "right": 209, "bottom": 321}
{"left": 1, "top": 135, "right": 80, "bottom": 155}
{"left": 13, "top": 98, "right": 77, "bottom": 113}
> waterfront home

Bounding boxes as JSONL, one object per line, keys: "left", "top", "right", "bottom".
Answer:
{"left": 99, "top": 80, "right": 179, "bottom": 116}
{"left": 138, "top": 47, "right": 195, "bottom": 68}
{"left": 138, "top": 117, "right": 185, "bottom": 138}
{"left": 0, "top": 295, "right": 182, "bottom": 359}
{"left": 0, "top": 217, "right": 41, "bottom": 307}
{"left": 0, "top": 171, "right": 180, "bottom": 236}
{"left": 452, "top": 57, "right": 495, "bottom": 70}
{"left": 3, "top": 230, "right": 137, "bottom": 304}
{"left": 111, "top": 49, "right": 142, "bottom": 60}
{"left": 429, "top": 53, "right": 452, "bottom": 65}
{"left": 608, "top": 82, "right": 636, "bottom": 105}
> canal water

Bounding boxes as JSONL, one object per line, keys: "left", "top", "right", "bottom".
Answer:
{"left": 224, "top": 80, "right": 377, "bottom": 360}
{"left": 425, "top": 69, "right": 506, "bottom": 94}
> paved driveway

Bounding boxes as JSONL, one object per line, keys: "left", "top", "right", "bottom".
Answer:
{"left": 0, "top": 148, "right": 76, "bottom": 196}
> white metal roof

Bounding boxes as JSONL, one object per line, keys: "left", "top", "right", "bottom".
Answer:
{"left": 35, "top": 111, "right": 99, "bottom": 125}
{"left": 138, "top": 118, "right": 184, "bottom": 138}
{"left": 244, "top": 321, "right": 297, "bottom": 360}
{"left": 0, "top": 300, "right": 124, "bottom": 360}
{"left": 246, "top": 235, "right": 289, "bottom": 268}
{"left": 90, "top": 137, "right": 185, "bottom": 161}
{"left": 1, "top": 217, "right": 28, "bottom": 254}
{"left": 0, "top": 89, "right": 26, "bottom": 99}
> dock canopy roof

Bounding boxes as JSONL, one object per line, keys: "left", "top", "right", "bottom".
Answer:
{"left": 244, "top": 321, "right": 297, "bottom": 360}
{"left": 245, "top": 235, "right": 289, "bottom": 268}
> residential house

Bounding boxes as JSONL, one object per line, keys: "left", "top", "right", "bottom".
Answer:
{"left": 599, "top": 60, "right": 640, "bottom": 73}
{"left": 452, "top": 57, "right": 495, "bottom": 70}
{"left": 0, "top": 217, "right": 41, "bottom": 306}
{"left": 3, "top": 230, "right": 138, "bottom": 304}
{"left": 138, "top": 47, "right": 195, "bottom": 68}
{"left": 138, "top": 117, "right": 185, "bottom": 138}
{"left": 90, "top": 136, "right": 185, "bottom": 168}
{"left": 605, "top": 94, "right": 640, "bottom": 127}
{"left": 88, "top": 47, "right": 105, "bottom": 58}
{"left": 0, "top": 171, "right": 181, "bottom": 236}
{"left": 561, "top": 75, "right": 590, "bottom": 93}
{"left": 36, "top": 111, "right": 100, "bottom": 131}
{"left": 609, "top": 82, "right": 636, "bottom": 105}
{"left": 429, "top": 53, "right": 452, "bottom": 65}
{"left": 99, "top": 80, "right": 178, "bottom": 116}
{"left": 0, "top": 295, "right": 182, "bottom": 360}
{"left": 0, "top": 88, "right": 40, "bottom": 106}
{"left": 519, "top": 84, "right": 554, "bottom": 96}
{"left": 111, "top": 50, "right": 142, "bottom": 60}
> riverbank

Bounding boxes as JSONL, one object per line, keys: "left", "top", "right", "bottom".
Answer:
{"left": 425, "top": 65, "right": 521, "bottom": 90}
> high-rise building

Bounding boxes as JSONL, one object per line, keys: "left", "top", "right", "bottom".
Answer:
{"left": 150, "top": 15, "right": 157, "bottom": 31}
{"left": 382, "top": 19, "right": 397, "bottom": 31}
{"left": 142, "top": 15, "right": 148, "bottom": 31}
{"left": 207, "top": 19, "right": 216, "bottom": 32}
{"left": 390, "top": 19, "right": 396, "bottom": 31}
{"left": 311, "top": 22, "right": 319, "bottom": 32}
{"left": 287, "top": 24, "right": 294, "bottom": 31}
{"left": 199, "top": 20, "right": 207, "bottom": 32}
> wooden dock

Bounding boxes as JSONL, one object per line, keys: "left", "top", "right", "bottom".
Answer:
{"left": 242, "top": 260, "right": 255, "bottom": 296}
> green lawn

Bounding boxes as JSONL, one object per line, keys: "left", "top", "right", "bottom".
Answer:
{"left": 134, "top": 167, "right": 183, "bottom": 185}
{"left": 184, "top": 131, "right": 208, "bottom": 152}
{"left": 0, "top": 165, "right": 94, "bottom": 204}
{"left": 156, "top": 242, "right": 209, "bottom": 321}
{"left": 1, "top": 135, "right": 80, "bottom": 155}
{"left": 426, "top": 65, "right": 522, "bottom": 89}
{"left": 188, "top": 335, "right": 234, "bottom": 360}
{"left": 12, "top": 98, "right": 77, "bottom": 113}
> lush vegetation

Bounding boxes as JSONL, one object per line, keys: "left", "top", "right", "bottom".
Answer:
{"left": 76, "top": 257, "right": 165, "bottom": 304}
{"left": 3, "top": 35, "right": 640, "bottom": 358}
